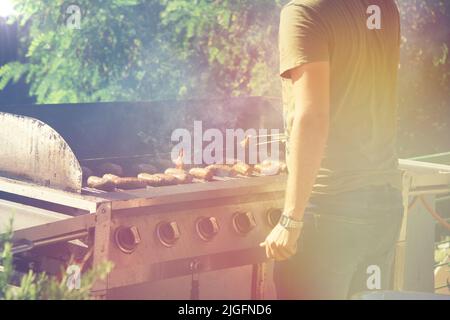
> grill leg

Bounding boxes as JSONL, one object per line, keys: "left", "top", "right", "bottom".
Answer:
{"left": 91, "top": 202, "right": 112, "bottom": 299}
{"left": 251, "top": 263, "right": 266, "bottom": 300}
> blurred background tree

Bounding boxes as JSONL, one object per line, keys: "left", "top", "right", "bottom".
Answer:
{"left": 0, "top": 0, "right": 449, "bottom": 157}
{"left": 396, "top": 0, "right": 449, "bottom": 157}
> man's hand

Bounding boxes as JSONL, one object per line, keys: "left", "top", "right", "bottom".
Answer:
{"left": 260, "top": 224, "right": 302, "bottom": 261}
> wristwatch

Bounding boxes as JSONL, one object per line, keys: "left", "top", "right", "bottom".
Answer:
{"left": 278, "top": 214, "right": 304, "bottom": 230}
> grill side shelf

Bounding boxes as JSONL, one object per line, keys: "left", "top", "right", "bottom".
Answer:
{"left": 0, "top": 175, "right": 103, "bottom": 213}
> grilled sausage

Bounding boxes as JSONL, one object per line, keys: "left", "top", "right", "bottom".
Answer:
{"left": 97, "top": 163, "right": 124, "bottom": 177}
{"left": 257, "top": 160, "right": 288, "bottom": 174}
{"left": 174, "top": 173, "right": 193, "bottom": 184}
{"left": 138, "top": 173, "right": 178, "bottom": 187}
{"left": 206, "top": 164, "right": 237, "bottom": 177}
{"left": 164, "top": 168, "right": 186, "bottom": 176}
{"left": 137, "top": 173, "right": 161, "bottom": 187}
{"left": 87, "top": 176, "right": 115, "bottom": 192}
{"left": 254, "top": 163, "right": 280, "bottom": 176}
{"left": 103, "top": 174, "right": 120, "bottom": 182}
{"left": 103, "top": 174, "right": 147, "bottom": 189}
{"left": 189, "top": 168, "right": 214, "bottom": 181}
{"left": 232, "top": 163, "right": 253, "bottom": 176}
{"left": 164, "top": 168, "right": 193, "bottom": 184}
{"left": 153, "top": 174, "right": 178, "bottom": 186}
{"left": 113, "top": 177, "right": 147, "bottom": 190}
{"left": 278, "top": 161, "right": 288, "bottom": 173}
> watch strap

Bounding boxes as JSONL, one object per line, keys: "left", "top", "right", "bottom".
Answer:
{"left": 278, "top": 214, "right": 304, "bottom": 230}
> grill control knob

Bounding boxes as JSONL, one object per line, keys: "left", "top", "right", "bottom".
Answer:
{"left": 267, "top": 208, "right": 283, "bottom": 228}
{"left": 232, "top": 211, "right": 257, "bottom": 235}
{"left": 115, "top": 226, "right": 141, "bottom": 254}
{"left": 196, "top": 217, "right": 220, "bottom": 241}
{"left": 156, "top": 221, "right": 181, "bottom": 247}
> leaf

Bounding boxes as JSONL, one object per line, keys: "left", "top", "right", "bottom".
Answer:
{"left": 0, "top": 62, "right": 28, "bottom": 90}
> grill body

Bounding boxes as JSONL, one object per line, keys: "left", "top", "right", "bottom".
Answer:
{"left": 0, "top": 97, "right": 285, "bottom": 299}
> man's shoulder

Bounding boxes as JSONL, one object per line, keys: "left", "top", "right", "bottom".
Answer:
{"left": 283, "top": 0, "right": 327, "bottom": 9}
{"left": 281, "top": 0, "right": 329, "bottom": 16}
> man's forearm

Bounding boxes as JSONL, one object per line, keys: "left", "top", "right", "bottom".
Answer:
{"left": 283, "top": 112, "right": 329, "bottom": 221}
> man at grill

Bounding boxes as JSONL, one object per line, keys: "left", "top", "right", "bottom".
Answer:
{"left": 261, "top": 0, "right": 404, "bottom": 299}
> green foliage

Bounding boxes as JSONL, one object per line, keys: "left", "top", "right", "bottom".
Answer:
{"left": 0, "top": 220, "right": 112, "bottom": 300}
{"left": 159, "top": 0, "right": 284, "bottom": 97}
{"left": 396, "top": 0, "right": 450, "bottom": 157}
{"left": 1, "top": 0, "right": 172, "bottom": 102}
{"left": 0, "top": 62, "right": 28, "bottom": 91}
{"left": 435, "top": 237, "right": 449, "bottom": 265}
{"left": 2, "top": 261, "right": 112, "bottom": 300}
{"left": 0, "top": 0, "right": 286, "bottom": 102}
{"left": 0, "top": 220, "right": 14, "bottom": 298}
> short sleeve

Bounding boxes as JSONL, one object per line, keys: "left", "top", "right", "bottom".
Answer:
{"left": 279, "top": 3, "right": 329, "bottom": 79}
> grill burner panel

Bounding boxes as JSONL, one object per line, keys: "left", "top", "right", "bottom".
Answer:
{"left": 107, "top": 194, "right": 284, "bottom": 289}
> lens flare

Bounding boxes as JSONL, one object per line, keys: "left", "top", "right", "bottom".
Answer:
{"left": 0, "top": 0, "right": 15, "bottom": 18}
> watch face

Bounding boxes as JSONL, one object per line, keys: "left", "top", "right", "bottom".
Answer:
{"left": 279, "top": 215, "right": 288, "bottom": 227}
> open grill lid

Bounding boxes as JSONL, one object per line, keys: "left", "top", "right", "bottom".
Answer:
{"left": 0, "top": 112, "right": 82, "bottom": 192}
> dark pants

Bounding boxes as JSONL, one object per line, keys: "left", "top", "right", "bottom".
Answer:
{"left": 274, "top": 185, "right": 404, "bottom": 300}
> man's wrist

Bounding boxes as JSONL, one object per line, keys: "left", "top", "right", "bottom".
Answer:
{"left": 282, "top": 208, "right": 303, "bottom": 222}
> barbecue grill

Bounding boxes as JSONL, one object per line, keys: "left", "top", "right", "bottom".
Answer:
{"left": 0, "top": 97, "right": 286, "bottom": 299}
{"left": 0, "top": 97, "right": 449, "bottom": 299}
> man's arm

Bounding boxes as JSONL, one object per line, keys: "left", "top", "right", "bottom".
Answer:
{"left": 284, "top": 62, "right": 330, "bottom": 221}
{"left": 261, "top": 61, "right": 330, "bottom": 260}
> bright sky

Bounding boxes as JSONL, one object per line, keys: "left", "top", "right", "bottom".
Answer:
{"left": 0, "top": 0, "right": 15, "bottom": 18}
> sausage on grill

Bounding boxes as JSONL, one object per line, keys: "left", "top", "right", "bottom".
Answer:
{"left": 87, "top": 176, "right": 115, "bottom": 192}
{"left": 278, "top": 161, "right": 288, "bottom": 173}
{"left": 103, "top": 174, "right": 147, "bottom": 190}
{"left": 138, "top": 173, "right": 178, "bottom": 187}
{"left": 137, "top": 173, "right": 160, "bottom": 187}
{"left": 255, "top": 163, "right": 281, "bottom": 176}
{"left": 232, "top": 163, "right": 253, "bottom": 176}
{"left": 164, "top": 168, "right": 186, "bottom": 176}
{"left": 189, "top": 168, "right": 214, "bottom": 181}
{"left": 103, "top": 174, "right": 120, "bottom": 182}
{"left": 153, "top": 173, "right": 178, "bottom": 186}
{"left": 115, "top": 178, "right": 147, "bottom": 190}
{"left": 206, "top": 164, "right": 237, "bottom": 177}
{"left": 164, "top": 168, "right": 193, "bottom": 184}
{"left": 255, "top": 160, "right": 288, "bottom": 175}
{"left": 97, "top": 163, "right": 124, "bottom": 177}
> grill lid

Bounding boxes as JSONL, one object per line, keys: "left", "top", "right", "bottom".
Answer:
{"left": 0, "top": 112, "right": 82, "bottom": 192}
